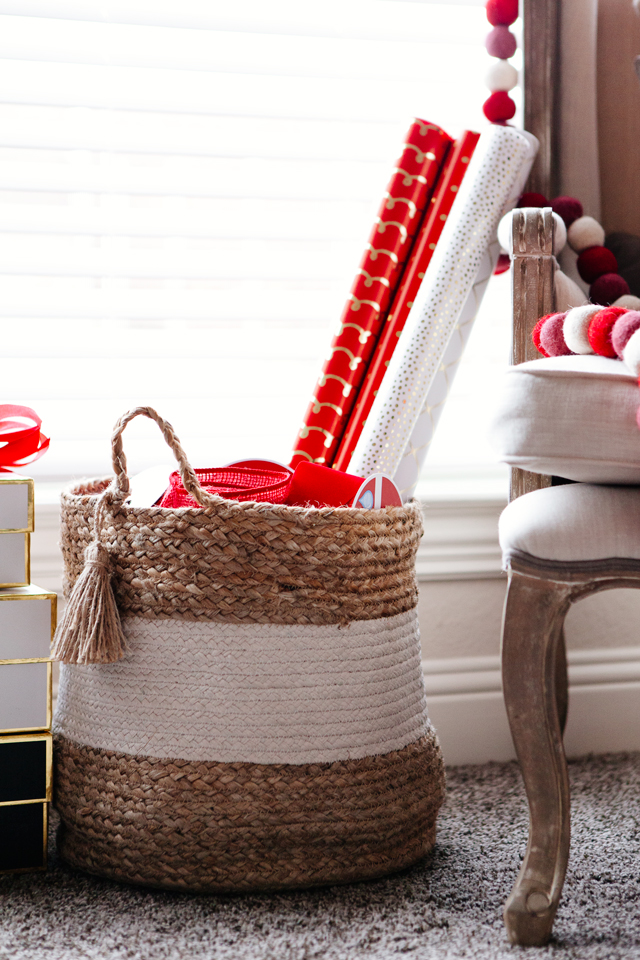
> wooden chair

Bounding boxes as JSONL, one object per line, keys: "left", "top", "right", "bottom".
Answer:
{"left": 499, "top": 207, "right": 640, "bottom": 945}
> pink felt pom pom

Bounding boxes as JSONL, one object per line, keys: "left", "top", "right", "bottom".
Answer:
{"left": 588, "top": 306, "right": 627, "bottom": 357}
{"left": 539, "top": 311, "right": 571, "bottom": 356}
{"left": 611, "top": 310, "right": 640, "bottom": 358}
{"left": 623, "top": 328, "right": 640, "bottom": 377}
{"left": 485, "top": 26, "right": 517, "bottom": 59}
{"left": 486, "top": 0, "right": 519, "bottom": 26}
{"left": 532, "top": 315, "right": 553, "bottom": 356}
{"left": 483, "top": 91, "right": 516, "bottom": 122}
{"left": 577, "top": 246, "right": 618, "bottom": 284}
{"left": 517, "top": 192, "right": 548, "bottom": 208}
{"left": 590, "top": 273, "right": 631, "bottom": 306}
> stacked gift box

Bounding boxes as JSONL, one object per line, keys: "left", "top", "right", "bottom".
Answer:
{"left": 0, "top": 475, "right": 55, "bottom": 875}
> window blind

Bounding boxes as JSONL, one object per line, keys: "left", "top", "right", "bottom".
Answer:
{"left": 0, "top": 0, "right": 520, "bottom": 481}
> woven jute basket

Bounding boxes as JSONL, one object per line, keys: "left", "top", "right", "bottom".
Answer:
{"left": 52, "top": 407, "right": 445, "bottom": 893}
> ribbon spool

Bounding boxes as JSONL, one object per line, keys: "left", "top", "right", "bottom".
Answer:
{"left": 0, "top": 405, "right": 50, "bottom": 473}
{"left": 158, "top": 466, "right": 292, "bottom": 507}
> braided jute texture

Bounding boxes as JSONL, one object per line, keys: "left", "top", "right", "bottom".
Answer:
{"left": 54, "top": 732, "right": 445, "bottom": 893}
{"left": 60, "top": 478, "right": 423, "bottom": 625}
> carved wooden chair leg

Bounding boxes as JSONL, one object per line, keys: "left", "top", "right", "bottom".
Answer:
{"left": 501, "top": 571, "right": 574, "bottom": 946}
{"left": 555, "top": 626, "right": 568, "bottom": 735}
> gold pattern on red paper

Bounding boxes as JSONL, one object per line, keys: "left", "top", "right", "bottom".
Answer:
{"left": 291, "top": 119, "right": 452, "bottom": 468}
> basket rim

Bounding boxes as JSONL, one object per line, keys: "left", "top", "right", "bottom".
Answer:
{"left": 61, "top": 475, "right": 421, "bottom": 524}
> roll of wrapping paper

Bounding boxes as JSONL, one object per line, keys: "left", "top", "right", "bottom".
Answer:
{"left": 332, "top": 131, "right": 480, "bottom": 472}
{"left": 391, "top": 131, "right": 539, "bottom": 500}
{"left": 290, "top": 120, "right": 452, "bottom": 468}
{"left": 348, "top": 125, "right": 538, "bottom": 486}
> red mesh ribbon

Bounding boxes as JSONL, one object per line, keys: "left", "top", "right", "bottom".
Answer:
{"left": 158, "top": 466, "right": 292, "bottom": 508}
{"left": 333, "top": 131, "right": 480, "bottom": 471}
{"left": 290, "top": 120, "right": 452, "bottom": 468}
{"left": 0, "top": 405, "right": 50, "bottom": 473}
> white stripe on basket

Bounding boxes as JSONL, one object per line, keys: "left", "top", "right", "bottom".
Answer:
{"left": 53, "top": 608, "right": 431, "bottom": 764}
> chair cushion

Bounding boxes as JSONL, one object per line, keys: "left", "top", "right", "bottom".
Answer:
{"left": 489, "top": 354, "right": 640, "bottom": 483}
{"left": 500, "top": 483, "right": 640, "bottom": 564}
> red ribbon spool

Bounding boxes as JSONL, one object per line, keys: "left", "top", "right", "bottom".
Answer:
{"left": 0, "top": 405, "right": 50, "bottom": 473}
{"left": 158, "top": 466, "right": 292, "bottom": 508}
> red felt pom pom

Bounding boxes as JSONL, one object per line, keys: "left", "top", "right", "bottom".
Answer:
{"left": 589, "top": 273, "right": 631, "bottom": 307}
{"left": 517, "top": 192, "right": 549, "bottom": 208}
{"left": 587, "top": 306, "right": 628, "bottom": 357}
{"left": 483, "top": 91, "right": 516, "bottom": 123}
{"left": 493, "top": 252, "right": 511, "bottom": 275}
{"left": 485, "top": 26, "right": 517, "bottom": 59}
{"left": 550, "top": 196, "right": 583, "bottom": 228}
{"left": 539, "top": 311, "right": 571, "bottom": 356}
{"left": 577, "top": 246, "right": 619, "bottom": 284}
{"left": 532, "top": 315, "right": 553, "bottom": 356}
{"left": 486, "top": 0, "right": 519, "bottom": 26}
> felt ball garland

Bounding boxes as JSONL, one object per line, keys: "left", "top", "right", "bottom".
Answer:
{"left": 511, "top": 190, "right": 633, "bottom": 305}
{"left": 530, "top": 304, "right": 640, "bottom": 428}
{"left": 532, "top": 305, "right": 638, "bottom": 361}
{"left": 483, "top": 0, "right": 518, "bottom": 123}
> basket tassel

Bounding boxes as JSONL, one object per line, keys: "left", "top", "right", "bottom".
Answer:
{"left": 52, "top": 540, "right": 127, "bottom": 665}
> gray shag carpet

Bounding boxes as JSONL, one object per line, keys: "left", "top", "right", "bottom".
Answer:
{"left": 2, "top": 753, "right": 640, "bottom": 960}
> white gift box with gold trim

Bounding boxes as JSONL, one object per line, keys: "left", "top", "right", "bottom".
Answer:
{"left": 0, "top": 661, "right": 51, "bottom": 734}
{"left": 0, "top": 534, "right": 30, "bottom": 588}
{"left": 0, "top": 476, "right": 34, "bottom": 534}
{"left": 0, "top": 586, "right": 56, "bottom": 662}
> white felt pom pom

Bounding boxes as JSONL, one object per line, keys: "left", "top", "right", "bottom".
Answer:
{"left": 497, "top": 211, "right": 513, "bottom": 253}
{"left": 485, "top": 59, "right": 518, "bottom": 92}
{"left": 622, "top": 327, "right": 640, "bottom": 377}
{"left": 614, "top": 294, "right": 640, "bottom": 310}
{"left": 567, "top": 215, "right": 605, "bottom": 252}
{"left": 554, "top": 270, "right": 586, "bottom": 313}
{"left": 498, "top": 209, "right": 565, "bottom": 255}
{"left": 552, "top": 213, "right": 567, "bottom": 254}
{"left": 563, "top": 304, "right": 601, "bottom": 354}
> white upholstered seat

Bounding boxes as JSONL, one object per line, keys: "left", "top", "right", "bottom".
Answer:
{"left": 490, "top": 355, "right": 640, "bottom": 484}
{"left": 499, "top": 483, "right": 640, "bottom": 566}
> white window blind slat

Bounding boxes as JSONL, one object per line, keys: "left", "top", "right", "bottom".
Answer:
{"left": 0, "top": 2, "right": 486, "bottom": 42}
{"left": 0, "top": 15, "right": 487, "bottom": 76}
{"left": 0, "top": 195, "right": 374, "bottom": 238}
{"left": 0, "top": 279, "right": 345, "bottom": 323}
{"left": 0, "top": 105, "right": 415, "bottom": 160}
{"left": 0, "top": 236, "right": 360, "bottom": 280}
{"left": 0, "top": 59, "right": 506, "bottom": 125}
{"left": 0, "top": 152, "right": 391, "bottom": 200}
{"left": 2, "top": 325, "right": 330, "bottom": 360}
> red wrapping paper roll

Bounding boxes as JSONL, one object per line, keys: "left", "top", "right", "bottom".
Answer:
{"left": 332, "top": 131, "right": 480, "bottom": 472}
{"left": 290, "top": 120, "right": 452, "bottom": 467}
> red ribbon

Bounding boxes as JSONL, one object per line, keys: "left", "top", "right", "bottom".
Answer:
{"left": 0, "top": 405, "right": 50, "bottom": 473}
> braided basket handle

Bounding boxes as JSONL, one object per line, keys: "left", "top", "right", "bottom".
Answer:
{"left": 111, "top": 406, "right": 225, "bottom": 508}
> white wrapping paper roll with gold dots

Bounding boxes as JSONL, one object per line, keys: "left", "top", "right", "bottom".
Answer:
{"left": 348, "top": 126, "right": 538, "bottom": 489}
{"left": 391, "top": 131, "right": 539, "bottom": 500}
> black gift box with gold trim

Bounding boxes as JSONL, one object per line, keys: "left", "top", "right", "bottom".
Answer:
{"left": 0, "top": 733, "right": 52, "bottom": 875}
